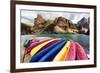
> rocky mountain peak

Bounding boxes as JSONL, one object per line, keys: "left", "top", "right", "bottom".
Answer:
{"left": 34, "top": 14, "right": 45, "bottom": 25}
{"left": 77, "top": 17, "right": 89, "bottom": 29}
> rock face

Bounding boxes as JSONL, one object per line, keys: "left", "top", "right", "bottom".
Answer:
{"left": 53, "top": 26, "right": 66, "bottom": 33}
{"left": 32, "top": 15, "right": 45, "bottom": 33}
{"left": 53, "top": 16, "right": 78, "bottom": 34}
{"left": 77, "top": 17, "right": 90, "bottom": 35}
{"left": 22, "top": 14, "right": 90, "bottom": 35}
{"left": 34, "top": 14, "right": 45, "bottom": 27}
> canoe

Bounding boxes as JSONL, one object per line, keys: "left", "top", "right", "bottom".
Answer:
{"left": 38, "top": 39, "right": 66, "bottom": 62}
{"left": 27, "top": 39, "right": 40, "bottom": 47}
{"left": 30, "top": 39, "right": 63, "bottom": 62}
{"left": 25, "top": 38, "right": 52, "bottom": 53}
{"left": 75, "top": 42, "right": 88, "bottom": 60}
{"left": 30, "top": 39, "right": 58, "bottom": 57}
{"left": 29, "top": 37, "right": 51, "bottom": 46}
{"left": 36, "top": 39, "right": 61, "bottom": 54}
{"left": 24, "top": 37, "right": 38, "bottom": 48}
{"left": 65, "top": 41, "right": 76, "bottom": 60}
{"left": 53, "top": 41, "right": 70, "bottom": 61}
{"left": 24, "top": 40, "right": 30, "bottom": 48}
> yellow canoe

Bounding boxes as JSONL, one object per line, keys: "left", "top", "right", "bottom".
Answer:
{"left": 53, "top": 41, "right": 71, "bottom": 61}
{"left": 30, "top": 39, "right": 57, "bottom": 57}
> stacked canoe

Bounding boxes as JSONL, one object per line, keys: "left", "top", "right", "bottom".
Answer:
{"left": 23, "top": 37, "right": 88, "bottom": 62}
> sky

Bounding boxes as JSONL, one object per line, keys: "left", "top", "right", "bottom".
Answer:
{"left": 21, "top": 9, "right": 90, "bottom": 26}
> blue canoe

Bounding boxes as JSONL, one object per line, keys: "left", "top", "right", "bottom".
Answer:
{"left": 30, "top": 39, "right": 67, "bottom": 62}
{"left": 38, "top": 39, "right": 66, "bottom": 62}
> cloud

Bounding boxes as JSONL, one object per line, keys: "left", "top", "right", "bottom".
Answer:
{"left": 21, "top": 10, "right": 90, "bottom": 24}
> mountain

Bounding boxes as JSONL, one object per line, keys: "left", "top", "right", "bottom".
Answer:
{"left": 21, "top": 15, "right": 90, "bottom": 35}
{"left": 32, "top": 15, "right": 78, "bottom": 34}
{"left": 88, "top": 17, "right": 90, "bottom": 24}
{"left": 76, "top": 17, "right": 90, "bottom": 35}
{"left": 77, "top": 17, "right": 89, "bottom": 29}
{"left": 52, "top": 16, "right": 78, "bottom": 34}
